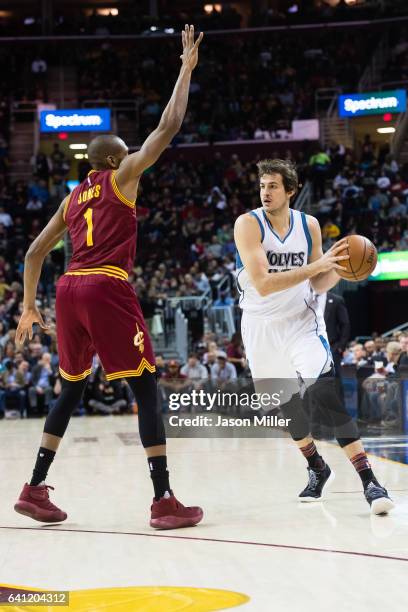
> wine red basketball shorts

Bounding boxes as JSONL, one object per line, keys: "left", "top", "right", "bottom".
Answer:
{"left": 55, "top": 272, "right": 156, "bottom": 382}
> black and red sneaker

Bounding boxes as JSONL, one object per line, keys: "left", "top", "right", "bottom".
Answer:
{"left": 150, "top": 492, "right": 203, "bottom": 529}
{"left": 14, "top": 483, "right": 67, "bottom": 523}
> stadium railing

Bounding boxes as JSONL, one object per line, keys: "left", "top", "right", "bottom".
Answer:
{"left": 382, "top": 322, "right": 408, "bottom": 338}
{"left": 175, "top": 307, "right": 188, "bottom": 363}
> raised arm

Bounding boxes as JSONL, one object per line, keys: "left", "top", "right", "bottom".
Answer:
{"left": 234, "top": 213, "right": 348, "bottom": 297}
{"left": 115, "top": 24, "right": 203, "bottom": 200}
{"left": 16, "top": 196, "right": 68, "bottom": 345}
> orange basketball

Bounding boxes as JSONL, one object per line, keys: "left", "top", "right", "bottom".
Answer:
{"left": 336, "top": 234, "right": 377, "bottom": 282}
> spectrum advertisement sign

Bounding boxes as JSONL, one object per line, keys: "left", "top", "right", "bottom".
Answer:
{"left": 40, "top": 108, "right": 111, "bottom": 132}
{"left": 338, "top": 89, "right": 406, "bottom": 118}
{"left": 369, "top": 251, "right": 408, "bottom": 281}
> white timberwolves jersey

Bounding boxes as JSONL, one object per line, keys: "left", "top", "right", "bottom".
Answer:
{"left": 236, "top": 207, "right": 314, "bottom": 319}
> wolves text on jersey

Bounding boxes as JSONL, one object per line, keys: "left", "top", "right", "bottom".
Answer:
{"left": 266, "top": 250, "right": 306, "bottom": 272}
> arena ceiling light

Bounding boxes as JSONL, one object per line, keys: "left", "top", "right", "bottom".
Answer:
{"left": 377, "top": 127, "right": 396, "bottom": 134}
{"left": 69, "top": 144, "right": 87, "bottom": 150}
{"left": 96, "top": 8, "right": 119, "bottom": 16}
{"left": 74, "top": 153, "right": 89, "bottom": 160}
{"left": 204, "top": 4, "right": 222, "bottom": 13}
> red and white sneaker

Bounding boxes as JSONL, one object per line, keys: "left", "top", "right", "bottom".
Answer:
{"left": 14, "top": 483, "right": 67, "bottom": 523}
{"left": 150, "top": 492, "right": 203, "bottom": 529}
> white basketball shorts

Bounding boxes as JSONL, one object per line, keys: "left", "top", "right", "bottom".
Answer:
{"left": 241, "top": 302, "right": 333, "bottom": 382}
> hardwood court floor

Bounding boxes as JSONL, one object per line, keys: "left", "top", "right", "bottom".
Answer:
{"left": 0, "top": 416, "right": 408, "bottom": 611}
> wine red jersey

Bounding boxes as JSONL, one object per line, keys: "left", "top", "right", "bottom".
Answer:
{"left": 64, "top": 169, "right": 136, "bottom": 279}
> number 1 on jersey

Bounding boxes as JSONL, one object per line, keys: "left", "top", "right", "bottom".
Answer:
{"left": 84, "top": 208, "right": 94, "bottom": 247}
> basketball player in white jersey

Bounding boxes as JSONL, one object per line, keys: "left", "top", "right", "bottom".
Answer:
{"left": 234, "top": 159, "right": 393, "bottom": 515}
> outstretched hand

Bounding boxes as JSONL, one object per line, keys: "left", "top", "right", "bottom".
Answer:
{"left": 16, "top": 307, "right": 50, "bottom": 347}
{"left": 180, "top": 24, "right": 203, "bottom": 72}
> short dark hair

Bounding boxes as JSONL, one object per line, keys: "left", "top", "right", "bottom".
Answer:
{"left": 256, "top": 159, "right": 299, "bottom": 195}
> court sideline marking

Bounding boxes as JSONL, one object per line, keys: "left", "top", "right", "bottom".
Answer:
{"left": 0, "top": 525, "right": 407, "bottom": 563}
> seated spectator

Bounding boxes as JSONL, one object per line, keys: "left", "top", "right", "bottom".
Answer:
{"left": 211, "top": 351, "right": 237, "bottom": 387}
{"left": 206, "top": 187, "right": 227, "bottom": 211}
{"left": 27, "top": 341, "right": 44, "bottom": 366}
{"left": 88, "top": 372, "right": 128, "bottom": 415}
{"left": 390, "top": 173, "right": 408, "bottom": 197}
{"left": 321, "top": 219, "right": 340, "bottom": 248}
{"left": 155, "top": 354, "right": 166, "bottom": 379}
{"left": 206, "top": 235, "right": 223, "bottom": 259}
{"left": 352, "top": 343, "right": 368, "bottom": 367}
{"left": 372, "top": 337, "right": 387, "bottom": 364}
{"left": 333, "top": 170, "right": 349, "bottom": 191}
{"left": 342, "top": 178, "right": 362, "bottom": 200}
{"left": 226, "top": 332, "right": 246, "bottom": 377}
{"left": 385, "top": 341, "right": 401, "bottom": 374}
{"left": 159, "top": 359, "right": 191, "bottom": 411}
{"left": 202, "top": 341, "right": 219, "bottom": 366}
{"left": 28, "top": 352, "right": 55, "bottom": 414}
{"left": 388, "top": 196, "right": 407, "bottom": 219}
{"left": 368, "top": 188, "right": 388, "bottom": 212}
{"left": 398, "top": 334, "right": 408, "bottom": 366}
{"left": 376, "top": 172, "right": 391, "bottom": 190}
{"left": 2, "top": 361, "right": 27, "bottom": 417}
{"left": 363, "top": 340, "right": 377, "bottom": 365}
{"left": 361, "top": 361, "right": 387, "bottom": 425}
{"left": 26, "top": 197, "right": 43, "bottom": 213}
{"left": 180, "top": 354, "right": 208, "bottom": 388}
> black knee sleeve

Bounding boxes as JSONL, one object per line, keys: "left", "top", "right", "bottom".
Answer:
{"left": 126, "top": 372, "right": 166, "bottom": 448}
{"left": 305, "top": 369, "right": 360, "bottom": 441}
{"left": 44, "top": 377, "right": 88, "bottom": 438}
{"left": 281, "top": 392, "right": 311, "bottom": 440}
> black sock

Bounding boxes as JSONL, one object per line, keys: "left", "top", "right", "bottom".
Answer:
{"left": 359, "top": 468, "right": 376, "bottom": 488}
{"left": 300, "top": 441, "right": 326, "bottom": 470}
{"left": 350, "top": 452, "right": 376, "bottom": 488}
{"left": 148, "top": 455, "right": 171, "bottom": 500}
{"left": 30, "top": 447, "right": 56, "bottom": 486}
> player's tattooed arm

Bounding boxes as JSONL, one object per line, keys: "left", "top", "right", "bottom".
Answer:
{"left": 16, "top": 197, "right": 67, "bottom": 345}
{"left": 114, "top": 25, "right": 203, "bottom": 198}
{"left": 306, "top": 215, "right": 349, "bottom": 293}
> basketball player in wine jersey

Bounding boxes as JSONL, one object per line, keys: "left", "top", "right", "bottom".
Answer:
{"left": 234, "top": 159, "right": 394, "bottom": 514}
{"left": 14, "top": 25, "right": 204, "bottom": 529}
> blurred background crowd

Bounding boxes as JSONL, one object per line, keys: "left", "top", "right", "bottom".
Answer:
{"left": 0, "top": 0, "right": 407, "bottom": 433}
